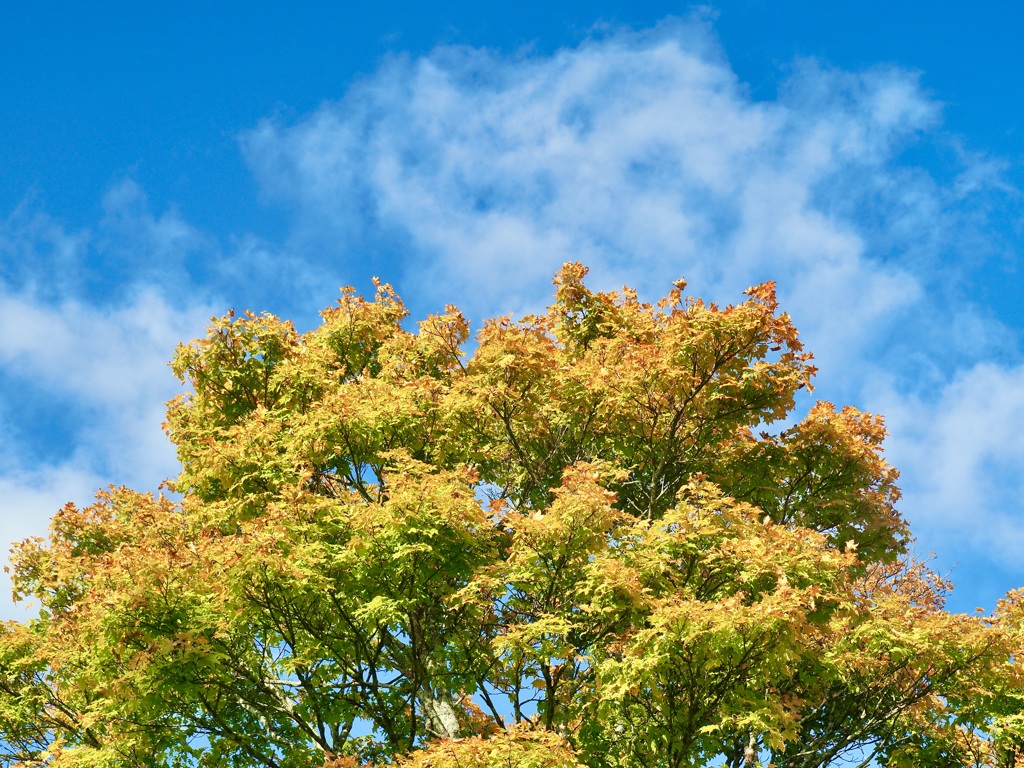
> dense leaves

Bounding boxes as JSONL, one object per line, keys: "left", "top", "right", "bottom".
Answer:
{"left": 3, "top": 264, "right": 1022, "bottom": 767}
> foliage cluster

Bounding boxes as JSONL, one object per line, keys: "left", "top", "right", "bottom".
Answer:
{"left": 2, "top": 264, "right": 1022, "bottom": 767}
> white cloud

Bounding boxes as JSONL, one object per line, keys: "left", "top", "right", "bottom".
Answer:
{"left": 239, "top": 25, "right": 958, "bottom": 373}
{"left": 874, "top": 364, "right": 1024, "bottom": 543}
{"left": 1, "top": 289, "right": 180, "bottom": 406}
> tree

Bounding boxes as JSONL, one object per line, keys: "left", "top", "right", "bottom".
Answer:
{"left": 1, "top": 263, "right": 1022, "bottom": 768}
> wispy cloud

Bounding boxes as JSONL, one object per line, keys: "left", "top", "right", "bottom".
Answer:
{"left": 95, "top": 179, "right": 212, "bottom": 295}
{"left": 0, "top": 201, "right": 91, "bottom": 300}
{"left": 868, "top": 362, "right": 1024, "bottom": 607}
{"left": 242, "top": 27, "right": 944, "bottom": 326}
{"left": 241, "top": 20, "right": 1023, "bottom": 588}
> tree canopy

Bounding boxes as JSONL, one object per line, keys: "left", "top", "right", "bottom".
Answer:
{"left": 2, "top": 263, "right": 1022, "bottom": 767}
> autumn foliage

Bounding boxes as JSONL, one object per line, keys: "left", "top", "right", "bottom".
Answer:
{"left": 2, "top": 263, "right": 1022, "bottom": 767}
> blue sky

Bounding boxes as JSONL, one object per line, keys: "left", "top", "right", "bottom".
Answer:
{"left": 1, "top": 2, "right": 1022, "bottom": 616}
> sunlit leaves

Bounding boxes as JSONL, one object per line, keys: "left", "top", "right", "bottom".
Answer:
{"left": 2, "top": 263, "right": 1020, "bottom": 767}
